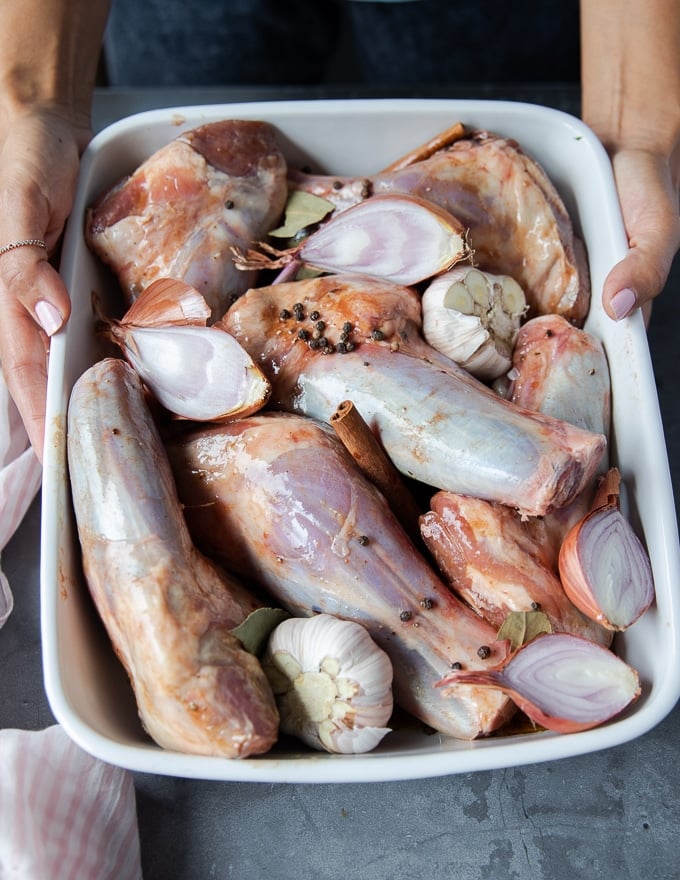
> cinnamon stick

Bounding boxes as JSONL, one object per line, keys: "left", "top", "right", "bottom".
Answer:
{"left": 592, "top": 466, "right": 621, "bottom": 510}
{"left": 380, "top": 121, "right": 466, "bottom": 173}
{"left": 330, "top": 400, "right": 423, "bottom": 543}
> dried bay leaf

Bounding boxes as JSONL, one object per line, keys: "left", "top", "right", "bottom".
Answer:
{"left": 268, "top": 191, "right": 335, "bottom": 239}
{"left": 496, "top": 610, "right": 552, "bottom": 652}
{"left": 232, "top": 607, "right": 291, "bottom": 656}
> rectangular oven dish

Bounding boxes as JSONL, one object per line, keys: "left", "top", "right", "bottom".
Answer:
{"left": 40, "top": 99, "right": 680, "bottom": 782}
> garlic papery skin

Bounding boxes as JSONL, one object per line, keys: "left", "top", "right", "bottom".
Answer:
{"left": 421, "top": 267, "right": 527, "bottom": 381}
{"left": 262, "top": 614, "right": 393, "bottom": 754}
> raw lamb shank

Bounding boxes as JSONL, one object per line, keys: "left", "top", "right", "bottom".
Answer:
{"left": 67, "top": 358, "right": 279, "bottom": 758}
{"left": 85, "top": 119, "right": 288, "bottom": 318}
{"left": 289, "top": 130, "right": 590, "bottom": 324}
{"left": 220, "top": 274, "right": 606, "bottom": 517}
{"left": 166, "top": 412, "right": 515, "bottom": 740}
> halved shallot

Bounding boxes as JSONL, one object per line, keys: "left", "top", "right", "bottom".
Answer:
{"left": 235, "top": 193, "right": 471, "bottom": 285}
{"left": 558, "top": 470, "right": 655, "bottom": 630}
{"left": 100, "top": 278, "right": 271, "bottom": 421}
{"left": 436, "top": 632, "right": 640, "bottom": 734}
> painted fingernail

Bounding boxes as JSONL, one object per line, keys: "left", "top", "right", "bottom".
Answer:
{"left": 35, "top": 299, "right": 63, "bottom": 336}
{"left": 610, "top": 287, "right": 637, "bottom": 321}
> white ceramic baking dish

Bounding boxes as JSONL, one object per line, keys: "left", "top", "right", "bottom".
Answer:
{"left": 40, "top": 99, "right": 680, "bottom": 782}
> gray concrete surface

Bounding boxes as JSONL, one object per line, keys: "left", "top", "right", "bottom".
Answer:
{"left": 2, "top": 87, "right": 679, "bottom": 880}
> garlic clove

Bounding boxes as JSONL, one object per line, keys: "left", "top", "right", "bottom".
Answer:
{"left": 262, "top": 614, "right": 393, "bottom": 754}
{"left": 422, "top": 267, "right": 528, "bottom": 382}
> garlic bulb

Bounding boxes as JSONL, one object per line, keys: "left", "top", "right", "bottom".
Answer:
{"left": 262, "top": 614, "right": 393, "bottom": 754}
{"left": 421, "top": 267, "right": 527, "bottom": 381}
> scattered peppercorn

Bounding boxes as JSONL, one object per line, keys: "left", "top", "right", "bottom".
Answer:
{"left": 225, "top": 200, "right": 235, "bottom": 210}
{"left": 342, "top": 322, "right": 353, "bottom": 334}
{"left": 332, "top": 180, "right": 344, "bottom": 190}
{"left": 297, "top": 329, "right": 310, "bottom": 341}
{"left": 450, "top": 661, "right": 462, "bottom": 670}
{"left": 371, "top": 329, "right": 385, "bottom": 341}
{"left": 315, "top": 320, "right": 326, "bottom": 332}
{"left": 280, "top": 308, "right": 291, "bottom": 320}
{"left": 420, "top": 597, "right": 434, "bottom": 610}
{"left": 399, "top": 610, "right": 413, "bottom": 622}
{"left": 477, "top": 645, "right": 491, "bottom": 660}
{"left": 530, "top": 601, "right": 541, "bottom": 611}
{"left": 358, "top": 535, "right": 369, "bottom": 546}
{"left": 310, "top": 310, "right": 320, "bottom": 321}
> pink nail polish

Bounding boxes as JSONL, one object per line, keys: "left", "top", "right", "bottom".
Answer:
{"left": 35, "top": 300, "right": 63, "bottom": 336}
{"left": 610, "top": 288, "right": 637, "bottom": 321}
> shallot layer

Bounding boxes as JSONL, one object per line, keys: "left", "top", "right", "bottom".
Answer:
{"left": 67, "top": 358, "right": 279, "bottom": 758}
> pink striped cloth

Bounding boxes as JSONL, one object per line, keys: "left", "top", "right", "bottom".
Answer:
{"left": 0, "top": 726, "right": 142, "bottom": 880}
{"left": 0, "top": 370, "right": 42, "bottom": 628}
{"left": 1, "top": 371, "right": 143, "bottom": 879}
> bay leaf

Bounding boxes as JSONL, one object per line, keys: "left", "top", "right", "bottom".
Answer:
{"left": 269, "top": 191, "right": 335, "bottom": 238}
{"left": 496, "top": 610, "right": 552, "bottom": 652}
{"left": 232, "top": 607, "right": 291, "bottom": 656}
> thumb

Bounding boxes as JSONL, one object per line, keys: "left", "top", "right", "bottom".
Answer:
{"left": 602, "top": 149, "right": 680, "bottom": 321}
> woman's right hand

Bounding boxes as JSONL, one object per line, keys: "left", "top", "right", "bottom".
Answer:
{"left": 0, "top": 108, "right": 90, "bottom": 460}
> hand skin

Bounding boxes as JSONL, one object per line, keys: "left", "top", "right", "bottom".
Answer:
{"left": 581, "top": 0, "right": 680, "bottom": 322}
{"left": 0, "top": 0, "right": 110, "bottom": 461}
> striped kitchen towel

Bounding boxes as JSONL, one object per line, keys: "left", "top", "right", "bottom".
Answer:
{"left": 0, "top": 726, "right": 142, "bottom": 879}
{"left": 0, "top": 368, "right": 42, "bottom": 628}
